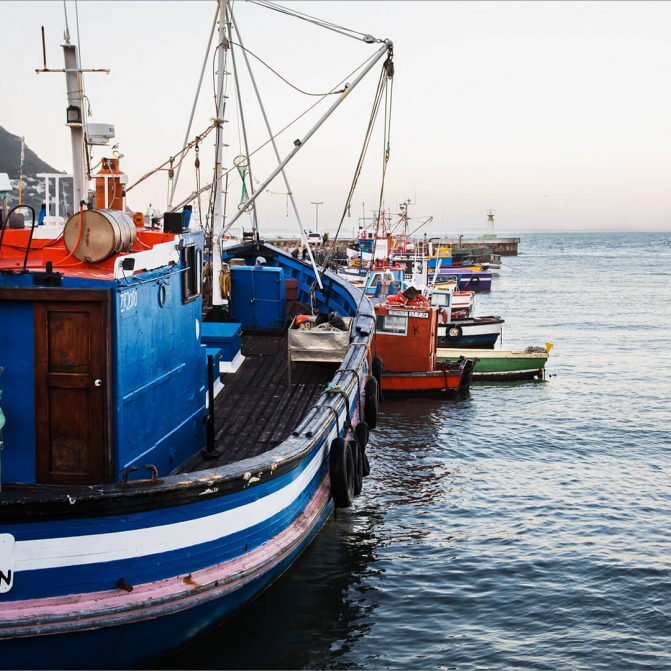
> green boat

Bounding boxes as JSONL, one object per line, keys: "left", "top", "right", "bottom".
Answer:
{"left": 436, "top": 346, "right": 551, "bottom": 381}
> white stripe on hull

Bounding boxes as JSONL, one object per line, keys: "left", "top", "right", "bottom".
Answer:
{"left": 14, "top": 417, "right": 345, "bottom": 572}
{"left": 438, "top": 322, "right": 502, "bottom": 337}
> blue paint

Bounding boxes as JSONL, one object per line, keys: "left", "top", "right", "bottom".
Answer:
{"left": 1, "top": 236, "right": 371, "bottom": 665}
{"left": 201, "top": 321, "right": 241, "bottom": 361}
{"left": 0, "top": 498, "right": 333, "bottom": 670}
{"left": 437, "top": 332, "right": 501, "bottom": 348}
{"left": 5, "top": 458, "right": 328, "bottom": 601}
{"left": 230, "top": 266, "right": 285, "bottom": 330}
{"left": 112, "top": 242, "right": 206, "bottom": 481}
{"left": 0, "top": 302, "right": 36, "bottom": 483}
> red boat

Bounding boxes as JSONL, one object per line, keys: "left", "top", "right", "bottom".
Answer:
{"left": 374, "top": 290, "right": 474, "bottom": 394}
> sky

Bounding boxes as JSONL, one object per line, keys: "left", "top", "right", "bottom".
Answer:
{"left": 3, "top": 1, "right": 671, "bottom": 235}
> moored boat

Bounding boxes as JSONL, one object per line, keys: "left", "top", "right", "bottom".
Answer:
{"left": 373, "top": 290, "right": 474, "bottom": 394}
{"left": 0, "top": 4, "right": 393, "bottom": 667}
{"left": 429, "top": 287, "right": 504, "bottom": 349}
{"left": 437, "top": 345, "right": 552, "bottom": 380}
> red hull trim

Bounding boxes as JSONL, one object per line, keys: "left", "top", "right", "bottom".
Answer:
{"left": 381, "top": 370, "right": 463, "bottom": 392}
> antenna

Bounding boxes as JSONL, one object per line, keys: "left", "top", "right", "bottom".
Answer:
{"left": 36, "top": 26, "right": 110, "bottom": 208}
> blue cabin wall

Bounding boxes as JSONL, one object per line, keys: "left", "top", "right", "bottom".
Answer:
{"left": 0, "top": 302, "right": 36, "bottom": 483}
{"left": 113, "top": 265, "right": 206, "bottom": 481}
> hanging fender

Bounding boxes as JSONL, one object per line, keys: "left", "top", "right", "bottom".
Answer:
{"left": 364, "top": 377, "right": 379, "bottom": 430}
{"left": 329, "top": 437, "right": 355, "bottom": 508}
{"left": 349, "top": 440, "right": 363, "bottom": 496}
{"left": 354, "top": 422, "right": 370, "bottom": 477}
{"left": 372, "top": 353, "right": 384, "bottom": 403}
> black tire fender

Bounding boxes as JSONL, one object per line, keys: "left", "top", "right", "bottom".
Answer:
{"left": 372, "top": 353, "right": 385, "bottom": 403}
{"left": 349, "top": 440, "right": 363, "bottom": 496}
{"left": 364, "top": 378, "right": 379, "bottom": 430}
{"left": 329, "top": 437, "right": 355, "bottom": 508}
{"left": 354, "top": 421, "right": 369, "bottom": 450}
{"left": 447, "top": 325, "right": 463, "bottom": 340}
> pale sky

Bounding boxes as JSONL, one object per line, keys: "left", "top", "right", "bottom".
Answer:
{"left": 3, "top": 1, "right": 671, "bottom": 234}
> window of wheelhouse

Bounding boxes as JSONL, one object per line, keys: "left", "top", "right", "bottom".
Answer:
{"left": 376, "top": 314, "right": 407, "bottom": 335}
{"left": 182, "top": 244, "right": 202, "bottom": 303}
{"left": 430, "top": 292, "right": 450, "bottom": 307}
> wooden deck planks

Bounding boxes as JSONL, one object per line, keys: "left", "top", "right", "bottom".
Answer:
{"left": 190, "top": 332, "right": 337, "bottom": 470}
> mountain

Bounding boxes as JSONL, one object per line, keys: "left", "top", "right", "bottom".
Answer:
{"left": 0, "top": 126, "right": 72, "bottom": 218}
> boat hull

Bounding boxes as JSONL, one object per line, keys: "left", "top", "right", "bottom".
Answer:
{"left": 0, "top": 437, "right": 341, "bottom": 669}
{"left": 0, "top": 244, "right": 375, "bottom": 669}
{"left": 437, "top": 348, "right": 549, "bottom": 380}
{"left": 1, "top": 483, "right": 333, "bottom": 670}
{"left": 437, "top": 318, "right": 504, "bottom": 349}
{"left": 381, "top": 364, "right": 473, "bottom": 394}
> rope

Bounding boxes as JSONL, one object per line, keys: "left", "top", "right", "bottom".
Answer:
{"left": 374, "top": 60, "right": 394, "bottom": 239}
{"left": 228, "top": 40, "right": 347, "bottom": 97}
{"left": 126, "top": 122, "right": 216, "bottom": 193}
{"left": 325, "top": 385, "right": 355, "bottom": 435}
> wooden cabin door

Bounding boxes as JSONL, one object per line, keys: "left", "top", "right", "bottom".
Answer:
{"left": 34, "top": 300, "right": 109, "bottom": 485}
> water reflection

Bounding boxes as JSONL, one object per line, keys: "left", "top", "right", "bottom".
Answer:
{"left": 161, "top": 504, "right": 385, "bottom": 670}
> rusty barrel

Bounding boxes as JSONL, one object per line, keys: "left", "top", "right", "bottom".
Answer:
{"left": 64, "top": 209, "right": 136, "bottom": 263}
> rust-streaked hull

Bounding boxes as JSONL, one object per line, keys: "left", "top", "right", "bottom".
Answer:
{"left": 381, "top": 359, "right": 474, "bottom": 394}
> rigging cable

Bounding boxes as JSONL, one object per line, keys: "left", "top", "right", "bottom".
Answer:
{"left": 126, "top": 122, "right": 216, "bottom": 193}
{"left": 228, "top": 12, "right": 259, "bottom": 237}
{"left": 227, "top": 40, "right": 347, "bottom": 97}
{"left": 229, "top": 7, "right": 322, "bottom": 285}
{"left": 247, "top": 0, "right": 379, "bottom": 43}
{"left": 171, "top": 48, "right": 385, "bottom": 213}
{"left": 320, "top": 54, "right": 391, "bottom": 275}
{"left": 169, "top": 2, "right": 219, "bottom": 208}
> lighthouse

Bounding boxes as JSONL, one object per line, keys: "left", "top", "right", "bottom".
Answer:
{"left": 484, "top": 210, "right": 496, "bottom": 239}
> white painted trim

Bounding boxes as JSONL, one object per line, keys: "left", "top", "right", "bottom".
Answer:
{"left": 219, "top": 351, "right": 245, "bottom": 374}
{"left": 13, "top": 415, "right": 344, "bottom": 572}
{"left": 438, "top": 322, "right": 502, "bottom": 337}
{"left": 205, "top": 377, "right": 225, "bottom": 409}
{"left": 113, "top": 239, "right": 181, "bottom": 279}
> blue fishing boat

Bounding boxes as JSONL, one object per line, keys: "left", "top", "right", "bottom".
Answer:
{"left": 0, "top": 3, "right": 393, "bottom": 667}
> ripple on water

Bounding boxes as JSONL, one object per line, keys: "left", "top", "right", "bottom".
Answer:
{"left": 164, "top": 232, "right": 671, "bottom": 670}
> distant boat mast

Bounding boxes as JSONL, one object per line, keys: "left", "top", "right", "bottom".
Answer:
{"left": 18, "top": 137, "right": 25, "bottom": 206}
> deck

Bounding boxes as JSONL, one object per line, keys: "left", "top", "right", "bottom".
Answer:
{"left": 185, "top": 332, "right": 338, "bottom": 472}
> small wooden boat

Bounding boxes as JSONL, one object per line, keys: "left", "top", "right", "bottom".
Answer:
{"left": 436, "top": 346, "right": 552, "bottom": 380}
{"left": 374, "top": 291, "right": 474, "bottom": 394}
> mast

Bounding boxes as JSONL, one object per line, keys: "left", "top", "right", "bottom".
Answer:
{"left": 63, "top": 42, "right": 87, "bottom": 208}
{"left": 211, "top": 0, "right": 227, "bottom": 307}
{"left": 18, "top": 137, "right": 25, "bottom": 206}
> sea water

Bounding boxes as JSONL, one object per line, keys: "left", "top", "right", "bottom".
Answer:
{"left": 167, "top": 231, "right": 671, "bottom": 670}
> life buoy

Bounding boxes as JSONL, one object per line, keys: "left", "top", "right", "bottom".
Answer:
{"left": 329, "top": 437, "right": 355, "bottom": 508}
{"left": 364, "top": 377, "right": 379, "bottom": 430}
{"left": 349, "top": 440, "right": 363, "bottom": 496}
{"left": 447, "top": 325, "right": 463, "bottom": 340}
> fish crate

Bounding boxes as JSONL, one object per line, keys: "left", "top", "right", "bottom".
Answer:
{"left": 288, "top": 316, "right": 353, "bottom": 366}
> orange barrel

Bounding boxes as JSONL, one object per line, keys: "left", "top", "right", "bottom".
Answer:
{"left": 63, "top": 209, "right": 137, "bottom": 263}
